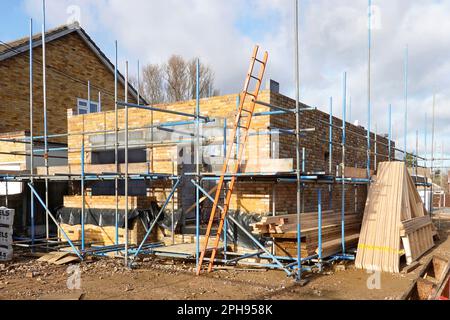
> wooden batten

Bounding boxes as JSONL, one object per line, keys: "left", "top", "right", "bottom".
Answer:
{"left": 355, "top": 162, "right": 435, "bottom": 273}
{"left": 252, "top": 210, "right": 361, "bottom": 259}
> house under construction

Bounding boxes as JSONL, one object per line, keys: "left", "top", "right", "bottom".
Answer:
{"left": 0, "top": 19, "right": 439, "bottom": 283}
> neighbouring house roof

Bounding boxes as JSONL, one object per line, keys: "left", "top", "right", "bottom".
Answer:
{"left": 0, "top": 22, "right": 145, "bottom": 104}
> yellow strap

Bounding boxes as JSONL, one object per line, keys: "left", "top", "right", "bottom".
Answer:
{"left": 358, "top": 243, "right": 405, "bottom": 255}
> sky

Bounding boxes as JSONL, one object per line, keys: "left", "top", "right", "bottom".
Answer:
{"left": 0, "top": 0, "right": 449, "bottom": 168}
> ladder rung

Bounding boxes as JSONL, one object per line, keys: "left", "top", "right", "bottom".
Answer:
{"left": 197, "top": 45, "right": 268, "bottom": 276}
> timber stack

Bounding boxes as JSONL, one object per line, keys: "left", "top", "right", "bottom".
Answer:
{"left": 251, "top": 211, "right": 362, "bottom": 258}
{"left": 355, "top": 162, "right": 435, "bottom": 273}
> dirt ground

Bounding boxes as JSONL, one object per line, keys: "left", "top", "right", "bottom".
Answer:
{"left": 1, "top": 212, "right": 449, "bottom": 301}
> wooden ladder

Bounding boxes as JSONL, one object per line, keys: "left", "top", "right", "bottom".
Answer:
{"left": 196, "top": 45, "right": 268, "bottom": 275}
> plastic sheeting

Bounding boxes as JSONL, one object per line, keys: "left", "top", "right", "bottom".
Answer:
{"left": 56, "top": 200, "right": 161, "bottom": 228}
{"left": 160, "top": 209, "right": 183, "bottom": 232}
{"left": 222, "top": 210, "right": 266, "bottom": 250}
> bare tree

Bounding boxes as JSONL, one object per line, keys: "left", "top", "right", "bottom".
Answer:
{"left": 141, "top": 64, "right": 165, "bottom": 105}
{"left": 130, "top": 55, "right": 218, "bottom": 104}
{"left": 165, "top": 55, "right": 188, "bottom": 103}
{"left": 187, "top": 58, "right": 216, "bottom": 100}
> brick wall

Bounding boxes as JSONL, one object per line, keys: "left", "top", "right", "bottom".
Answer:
{"left": 0, "top": 32, "right": 136, "bottom": 143}
{"left": 433, "top": 193, "right": 450, "bottom": 208}
{"left": 252, "top": 92, "right": 395, "bottom": 214}
{"left": 65, "top": 90, "right": 392, "bottom": 216}
{"left": 269, "top": 92, "right": 392, "bottom": 172}
{"left": 0, "top": 132, "right": 27, "bottom": 166}
{"left": 66, "top": 91, "right": 272, "bottom": 211}
{"left": 66, "top": 91, "right": 271, "bottom": 167}
{"left": 63, "top": 195, "right": 156, "bottom": 210}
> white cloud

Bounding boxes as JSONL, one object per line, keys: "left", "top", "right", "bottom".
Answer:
{"left": 22, "top": 0, "right": 450, "bottom": 162}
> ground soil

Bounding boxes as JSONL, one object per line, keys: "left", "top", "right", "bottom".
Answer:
{"left": 1, "top": 211, "right": 449, "bottom": 300}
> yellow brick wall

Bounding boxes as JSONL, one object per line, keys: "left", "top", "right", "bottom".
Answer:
{"left": 67, "top": 90, "right": 272, "bottom": 168}
{"left": 63, "top": 195, "right": 156, "bottom": 210}
{"left": 0, "top": 131, "right": 27, "bottom": 166}
{"left": 66, "top": 91, "right": 273, "bottom": 213}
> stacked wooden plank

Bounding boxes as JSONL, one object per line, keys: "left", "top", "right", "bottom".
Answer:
{"left": 251, "top": 211, "right": 362, "bottom": 258}
{"left": 355, "top": 162, "right": 435, "bottom": 273}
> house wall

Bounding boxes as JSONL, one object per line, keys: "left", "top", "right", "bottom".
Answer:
{"left": 263, "top": 92, "right": 393, "bottom": 214}
{"left": 0, "top": 132, "right": 27, "bottom": 168}
{"left": 66, "top": 91, "right": 272, "bottom": 210}
{"left": 0, "top": 131, "right": 69, "bottom": 235}
{"left": 0, "top": 32, "right": 136, "bottom": 143}
{"left": 65, "top": 89, "right": 392, "bottom": 216}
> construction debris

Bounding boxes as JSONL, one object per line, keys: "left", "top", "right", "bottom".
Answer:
{"left": 356, "top": 162, "right": 435, "bottom": 273}
{"left": 37, "top": 252, "right": 80, "bottom": 265}
{"left": 401, "top": 255, "right": 450, "bottom": 300}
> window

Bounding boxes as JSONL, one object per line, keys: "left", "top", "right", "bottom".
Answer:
{"left": 90, "top": 149, "right": 147, "bottom": 196}
{"left": 91, "top": 149, "right": 147, "bottom": 164}
{"left": 77, "top": 98, "right": 101, "bottom": 115}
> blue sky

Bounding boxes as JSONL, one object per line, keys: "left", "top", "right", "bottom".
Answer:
{"left": 0, "top": 1, "right": 29, "bottom": 42}
{"left": 1, "top": 0, "right": 449, "bottom": 166}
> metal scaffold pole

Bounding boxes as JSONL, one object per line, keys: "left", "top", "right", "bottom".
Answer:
{"left": 431, "top": 94, "right": 435, "bottom": 218}
{"left": 29, "top": 18, "right": 35, "bottom": 247}
{"left": 404, "top": 45, "right": 409, "bottom": 161}
{"left": 424, "top": 113, "right": 428, "bottom": 168}
{"left": 317, "top": 189, "right": 323, "bottom": 272}
{"left": 42, "top": 0, "right": 50, "bottom": 240}
{"left": 81, "top": 81, "right": 90, "bottom": 252}
{"left": 374, "top": 125, "right": 378, "bottom": 169}
{"left": 125, "top": 61, "right": 129, "bottom": 266}
{"left": 195, "top": 58, "right": 201, "bottom": 269}
{"left": 294, "top": 0, "right": 303, "bottom": 283}
{"left": 329, "top": 97, "right": 333, "bottom": 210}
{"left": 388, "top": 104, "right": 392, "bottom": 161}
{"left": 114, "top": 41, "right": 119, "bottom": 247}
{"left": 98, "top": 91, "right": 101, "bottom": 112}
{"left": 367, "top": 0, "right": 372, "bottom": 180}
{"left": 341, "top": 72, "right": 347, "bottom": 254}
{"left": 137, "top": 59, "right": 140, "bottom": 105}
{"left": 415, "top": 130, "right": 419, "bottom": 176}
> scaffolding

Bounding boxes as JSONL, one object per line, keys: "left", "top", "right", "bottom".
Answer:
{"left": 0, "top": 0, "right": 443, "bottom": 284}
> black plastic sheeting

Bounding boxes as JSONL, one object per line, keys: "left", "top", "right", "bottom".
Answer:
{"left": 221, "top": 210, "right": 265, "bottom": 250}
{"left": 56, "top": 205, "right": 266, "bottom": 250}
{"left": 160, "top": 209, "right": 183, "bottom": 231}
{"left": 56, "top": 201, "right": 183, "bottom": 231}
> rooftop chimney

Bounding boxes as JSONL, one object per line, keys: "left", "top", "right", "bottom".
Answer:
{"left": 266, "top": 79, "right": 280, "bottom": 93}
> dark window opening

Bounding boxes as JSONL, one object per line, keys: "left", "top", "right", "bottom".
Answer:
{"left": 91, "top": 180, "right": 147, "bottom": 196}
{"left": 91, "top": 149, "right": 146, "bottom": 165}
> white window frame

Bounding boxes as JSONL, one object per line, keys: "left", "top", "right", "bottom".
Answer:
{"left": 77, "top": 98, "right": 101, "bottom": 115}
